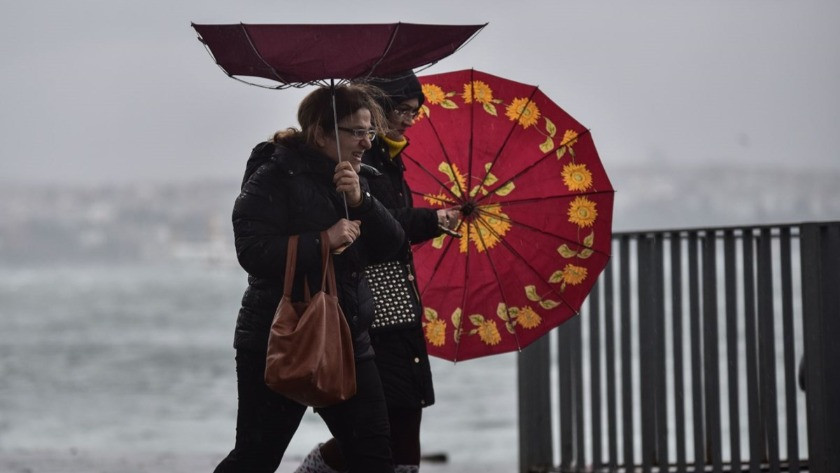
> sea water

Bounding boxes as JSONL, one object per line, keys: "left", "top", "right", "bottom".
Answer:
{"left": 0, "top": 263, "right": 518, "bottom": 472}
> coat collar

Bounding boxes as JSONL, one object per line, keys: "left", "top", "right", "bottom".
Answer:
{"left": 271, "top": 141, "right": 336, "bottom": 177}
{"left": 272, "top": 140, "right": 380, "bottom": 178}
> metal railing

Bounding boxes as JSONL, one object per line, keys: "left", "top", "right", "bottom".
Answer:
{"left": 518, "top": 221, "right": 840, "bottom": 473}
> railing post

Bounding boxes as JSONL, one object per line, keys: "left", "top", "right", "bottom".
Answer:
{"left": 518, "top": 334, "right": 553, "bottom": 473}
{"left": 756, "top": 228, "right": 780, "bottom": 471}
{"left": 638, "top": 234, "right": 666, "bottom": 471}
{"left": 703, "top": 231, "right": 723, "bottom": 472}
{"left": 799, "top": 222, "right": 840, "bottom": 473}
{"left": 619, "top": 236, "right": 634, "bottom": 470}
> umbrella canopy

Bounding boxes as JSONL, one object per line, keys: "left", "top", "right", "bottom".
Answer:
{"left": 191, "top": 22, "right": 486, "bottom": 88}
{"left": 403, "top": 69, "right": 614, "bottom": 362}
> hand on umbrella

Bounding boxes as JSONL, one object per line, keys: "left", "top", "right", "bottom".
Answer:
{"left": 326, "top": 218, "right": 361, "bottom": 255}
{"left": 333, "top": 161, "right": 363, "bottom": 207}
{"left": 437, "top": 207, "right": 463, "bottom": 237}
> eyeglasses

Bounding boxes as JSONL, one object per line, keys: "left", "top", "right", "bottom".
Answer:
{"left": 337, "top": 127, "right": 376, "bottom": 141}
{"left": 393, "top": 107, "right": 421, "bottom": 119}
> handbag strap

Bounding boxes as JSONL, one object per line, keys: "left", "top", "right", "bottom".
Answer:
{"left": 283, "top": 232, "right": 338, "bottom": 297}
{"left": 319, "top": 231, "right": 339, "bottom": 296}
{"left": 282, "top": 235, "right": 300, "bottom": 298}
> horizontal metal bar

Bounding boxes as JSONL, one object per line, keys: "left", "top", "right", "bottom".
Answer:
{"left": 613, "top": 220, "right": 833, "bottom": 237}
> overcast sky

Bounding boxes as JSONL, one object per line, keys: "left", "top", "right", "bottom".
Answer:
{"left": 1, "top": 0, "right": 838, "bottom": 186}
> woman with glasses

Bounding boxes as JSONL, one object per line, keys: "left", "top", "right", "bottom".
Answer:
{"left": 214, "top": 83, "right": 405, "bottom": 473}
{"left": 296, "top": 72, "right": 460, "bottom": 473}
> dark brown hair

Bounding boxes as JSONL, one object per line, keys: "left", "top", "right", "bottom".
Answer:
{"left": 272, "top": 83, "right": 389, "bottom": 145}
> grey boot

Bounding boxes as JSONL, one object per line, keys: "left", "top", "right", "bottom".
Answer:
{"left": 293, "top": 444, "right": 346, "bottom": 473}
{"left": 395, "top": 465, "right": 419, "bottom": 473}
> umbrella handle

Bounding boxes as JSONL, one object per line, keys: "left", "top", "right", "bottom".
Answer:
{"left": 439, "top": 225, "right": 463, "bottom": 238}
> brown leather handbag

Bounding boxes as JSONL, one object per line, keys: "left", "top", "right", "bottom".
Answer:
{"left": 264, "top": 232, "right": 356, "bottom": 407}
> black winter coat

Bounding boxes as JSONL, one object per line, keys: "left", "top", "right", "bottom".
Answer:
{"left": 231, "top": 140, "right": 405, "bottom": 361}
{"left": 362, "top": 137, "right": 441, "bottom": 409}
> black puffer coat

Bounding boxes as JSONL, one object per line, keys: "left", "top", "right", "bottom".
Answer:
{"left": 232, "top": 140, "right": 405, "bottom": 361}
{"left": 362, "top": 137, "right": 441, "bottom": 409}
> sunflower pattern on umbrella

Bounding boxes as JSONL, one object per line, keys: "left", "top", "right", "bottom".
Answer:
{"left": 402, "top": 69, "right": 614, "bottom": 361}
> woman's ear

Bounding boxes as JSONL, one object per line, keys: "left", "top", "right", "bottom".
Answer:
{"left": 313, "top": 126, "right": 327, "bottom": 148}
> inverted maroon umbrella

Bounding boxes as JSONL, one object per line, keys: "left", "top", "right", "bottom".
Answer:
{"left": 192, "top": 22, "right": 485, "bottom": 215}
{"left": 191, "top": 22, "right": 486, "bottom": 88}
{"left": 403, "top": 69, "right": 614, "bottom": 361}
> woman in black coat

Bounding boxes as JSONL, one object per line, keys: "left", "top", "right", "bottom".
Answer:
{"left": 214, "top": 84, "right": 405, "bottom": 473}
{"left": 296, "top": 73, "right": 460, "bottom": 473}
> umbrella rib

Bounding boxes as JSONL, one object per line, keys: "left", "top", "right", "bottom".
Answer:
{"left": 412, "top": 223, "right": 467, "bottom": 362}
{"left": 471, "top": 212, "right": 579, "bottom": 315}
{"left": 193, "top": 33, "right": 285, "bottom": 90}
{"left": 426, "top": 115, "right": 469, "bottom": 200}
{"left": 401, "top": 151, "right": 456, "bottom": 196}
{"left": 415, "top": 226, "right": 461, "bottom": 302}
{"left": 474, "top": 128, "right": 595, "bottom": 207}
{"left": 400, "top": 152, "right": 462, "bottom": 206}
{"left": 361, "top": 22, "right": 402, "bottom": 81}
{"left": 472, "top": 202, "right": 612, "bottom": 259}
{"left": 365, "top": 23, "right": 488, "bottom": 80}
{"left": 452, "top": 216, "right": 476, "bottom": 362}
{"left": 238, "top": 23, "right": 290, "bottom": 85}
{"left": 471, "top": 215, "right": 524, "bottom": 351}
{"left": 402, "top": 126, "right": 468, "bottom": 204}
{"left": 407, "top": 189, "right": 459, "bottom": 207}
{"left": 467, "top": 69, "right": 476, "bottom": 199}
{"left": 487, "top": 188, "right": 616, "bottom": 207}
{"left": 416, "top": 217, "right": 475, "bottom": 363}
{"left": 418, "top": 216, "right": 475, "bottom": 363}
{"left": 192, "top": 32, "right": 307, "bottom": 90}
{"left": 475, "top": 84, "right": 542, "bottom": 194}
{"left": 452, "top": 23, "right": 488, "bottom": 55}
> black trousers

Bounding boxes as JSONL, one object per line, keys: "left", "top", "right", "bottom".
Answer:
{"left": 388, "top": 406, "right": 422, "bottom": 465}
{"left": 214, "top": 349, "right": 394, "bottom": 473}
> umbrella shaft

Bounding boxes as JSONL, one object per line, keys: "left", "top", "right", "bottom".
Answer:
{"left": 330, "top": 80, "right": 349, "bottom": 219}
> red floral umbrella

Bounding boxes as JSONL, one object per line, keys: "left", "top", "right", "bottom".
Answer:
{"left": 403, "top": 69, "right": 614, "bottom": 362}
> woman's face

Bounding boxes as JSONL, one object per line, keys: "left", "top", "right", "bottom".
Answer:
{"left": 321, "top": 108, "right": 373, "bottom": 172}
{"left": 385, "top": 98, "right": 420, "bottom": 141}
